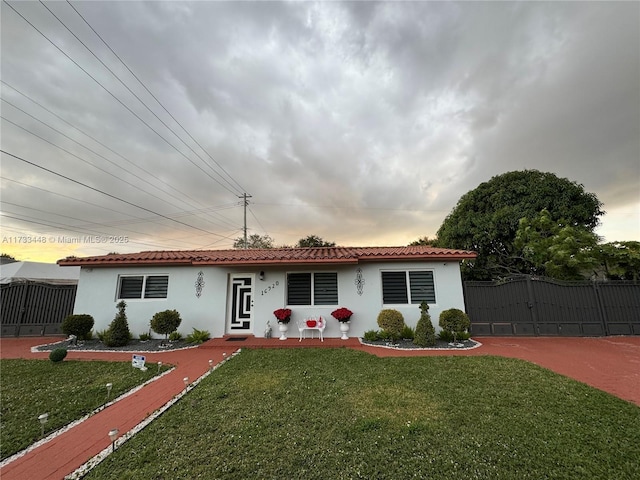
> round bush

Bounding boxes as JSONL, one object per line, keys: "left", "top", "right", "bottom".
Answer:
{"left": 49, "top": 348, "right": 68, "bottom": 363}
{"left": 61, "top": 314, "right": 94, "bottom": 340}
{"left": 376, "top": 309, "right": 405, "bottom": 340}
{"left": 151, "top": 310, "right": 182, "bottom": 339}
{"left": 438, "top": 308, "right": 471, "bottom": 335}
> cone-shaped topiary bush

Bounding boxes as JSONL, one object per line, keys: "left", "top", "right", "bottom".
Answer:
{"left": 104, "top": 300, "right": 131, "bottom": 347}
{"left": 414, "top": 301, "right": 436, "bottom": 347}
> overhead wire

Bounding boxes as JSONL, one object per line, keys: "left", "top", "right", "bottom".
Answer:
{"left": 1, "top": 81, "right": 241, "bottom": 231}
{"left": 3, "top": 0, "right": 243, "bottom": 198}
{"left": 65, "top": 0, "right": 247, "bottom": 195}
{"left": 1, "top": 149, "right": 235, "bottom": 240}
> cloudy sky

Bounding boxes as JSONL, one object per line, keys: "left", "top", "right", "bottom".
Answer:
{"left": 1, "top": 1, "right": 638, "bottom": 263}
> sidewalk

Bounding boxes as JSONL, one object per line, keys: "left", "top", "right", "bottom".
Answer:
{"left": 0, "top": 339, "right": 235, "bottom": 480}
{"left": 1, "top": 335, "right": 638, "bottom": 479}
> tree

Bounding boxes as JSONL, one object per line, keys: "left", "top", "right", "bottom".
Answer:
{"left": 296, "top": 235, "right": 336, "bottom": 248}
{"left": 409, "top": 236, "right": 438, "bottom": 246}
{"left": 514, "top": 209, "right": 600, "bottom": 280}
{"left": 436, "top": 170, "right": 603, "bottom": 280}
{"left": 233, "top": 234, "right": 274, "bottom": 249}
{"left": 0, "top": 253, "right": 18, "bottom": 263}
{"left": 414, "top": 301, "right": 436, "bottom": 347}
{"left": 597, "top": 241, "right": 640, "bottom": 281}
{"left": 150, "top": 309, "right": 182, "bottom": 341}
{"left": 103, "top": 300, "right": 131, "bottom": 347}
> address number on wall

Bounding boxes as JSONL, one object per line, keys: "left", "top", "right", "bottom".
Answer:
{"left": 261, "top": 281, "right": 280, "bottom": 296}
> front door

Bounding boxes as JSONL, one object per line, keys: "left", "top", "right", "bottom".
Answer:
{"left": 227, "top": 274, "right": 254, "bottom": 334}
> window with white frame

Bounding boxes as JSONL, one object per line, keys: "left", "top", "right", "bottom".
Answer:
{"left": 117, "top": 275, "right": 169, "bottom": 300}
{"left": 381, "top": 270, "right": 435, "bottom": 304}
{"left": 287, "top": 272, "right": 338, "bottom": 305}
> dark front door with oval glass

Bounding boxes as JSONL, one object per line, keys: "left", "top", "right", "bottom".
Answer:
{"left": 228, "top": 274, "right": 253, "bottom": 334}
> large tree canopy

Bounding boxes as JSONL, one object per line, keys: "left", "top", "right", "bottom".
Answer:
{"left": 514, "top": 209, "right": 600, "bottom": 280}
{"left": 436, "top": 170, "right": 604, "bottom": 280}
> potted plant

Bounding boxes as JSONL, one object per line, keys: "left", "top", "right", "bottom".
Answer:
{"left": 273, "top": 308, "right": 292, "bottom": 340}
{"left": 331, "top": 307, "right": 353, "bottom": 340}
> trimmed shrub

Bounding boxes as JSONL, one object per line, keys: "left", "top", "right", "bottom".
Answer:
{"left": 185, "top": 328, "right": 210, "bottom": 344}
{"left": 439, "top": 308, "right": 471, "bottom": 343}
{"left": 139, "top": 332, "right": 152, "bottom": 341}
{"left": 104, "top": 301, "right": 131, "bottom": 347}
{"left": 400, "top": 325, "right": 415, "bottom": 340}
{"left": 150, "top": 310, "right": 182, "bottom": 341}
{"left": 168, "top": 331, "right": 182, "bottom": 342}
{"left": 438, "top": 330, "right": 472, "bottom": 342}
{"left": 414, "top": 301, "right": 436, "bottom": 347}
{"left": 377, "top": 309, "right": 405, "bottom": 341}
{"left": 61, "top": 314, "right": 94, "bottom": 340}
{"left": 363, "top": 329, "right": 380, "bottom": 342}
{"left": 49, "top": 348, "right": 67, "bottom": 362}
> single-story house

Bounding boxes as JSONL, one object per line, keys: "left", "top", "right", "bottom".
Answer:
{"left": 57, "top": 246, "right": 476, "bottom": 339}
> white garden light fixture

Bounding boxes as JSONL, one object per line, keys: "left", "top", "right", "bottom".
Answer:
{"left": 106, "top": 382, "right": 113, "bottom": 400}
{"left": 108, "top": 428, "right": 119, "bottom": 452}
{"left": 38, "top": 413, "right": 48, "bottom": 437}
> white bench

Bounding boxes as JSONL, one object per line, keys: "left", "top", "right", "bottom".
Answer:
{"left": 297, "top": 316, "right": 326, "bottom": 342}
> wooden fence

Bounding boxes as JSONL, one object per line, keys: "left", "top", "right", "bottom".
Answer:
{"left": 1, "top": 281, "right": 77, "bottom": 336}
{"left": 463, "top": 276, "right": 639, "bottom": 336}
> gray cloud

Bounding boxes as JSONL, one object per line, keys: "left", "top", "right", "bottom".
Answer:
{"left": 1, "top": 1, "right": 638, "bottom": 261}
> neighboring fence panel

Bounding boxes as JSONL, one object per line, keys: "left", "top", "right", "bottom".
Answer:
{"left": 464, "top": 276, "right": 639, "bottom": 336}
{"left": 0, "top": 282, "right": 77, "bottom": 336}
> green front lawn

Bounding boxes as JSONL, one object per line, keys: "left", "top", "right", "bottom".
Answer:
{"left": 0, "top": 359, "right": 170, "bottom": 460}
{"left": 85, "top": 349, "right": 640, "bottom": 479}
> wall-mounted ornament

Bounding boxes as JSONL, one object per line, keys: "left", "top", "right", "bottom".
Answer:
{"left": 354, "top": 267, "right": 365, "bottom": 296}
{"left": 195, "top": 270, "right": 205, "bottom": 298}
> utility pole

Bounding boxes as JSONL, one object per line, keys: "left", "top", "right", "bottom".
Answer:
{"left": 238, "top": 193, "right": 252, "bottom": 249}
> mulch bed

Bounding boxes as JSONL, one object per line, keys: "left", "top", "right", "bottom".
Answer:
{"left": 361, "top": 338, "right": 480, "bottom": 350}
{"left": 34, "top": 338, "right": 194, "bottom": 352}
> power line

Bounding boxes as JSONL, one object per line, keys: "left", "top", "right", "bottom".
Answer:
{"left": 40, "top": 0, "right": 245, "bottom": 197}
{"left": 3, "top": 0, "right": 242, "bottom": 197}
{"left": 1, "top": 80, "right": 241, "bottom": 230}
{"left": 65, "top": 0, "right": 247, "bottom": 195}
{"left": 1, "top": 149, "right": 234, "bottom": 240}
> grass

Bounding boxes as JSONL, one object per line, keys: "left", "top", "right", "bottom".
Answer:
{"left": 0, "top": 359, "right": 171, "bottom": 460}
{"left": 83, "top": 348, "right": 640, "bottom": 480}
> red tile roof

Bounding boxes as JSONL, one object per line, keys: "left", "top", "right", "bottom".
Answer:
{"left": 57, "top": 246, "right": 476, "bottom": 267}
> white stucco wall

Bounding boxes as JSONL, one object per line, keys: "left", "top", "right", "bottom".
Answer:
{"left": 72, "top": 260, "right": 467, "bottom": 339}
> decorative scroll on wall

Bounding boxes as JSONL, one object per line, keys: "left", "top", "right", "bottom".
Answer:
{"left": 195, "top": 271, "right": 205, "bottom": 298}
{"left": 354, "top": 268, "right": 365, "bottom": 296}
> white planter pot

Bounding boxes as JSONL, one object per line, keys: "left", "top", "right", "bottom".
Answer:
{"left": 339, "top": 321, "right": 350, "bottom": 340}
{"left": 278, "top": 322, "right": 289, "bottom": 341}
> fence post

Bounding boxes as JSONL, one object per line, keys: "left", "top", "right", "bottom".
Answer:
{"left": 525, "top": 276, "right": 539, "bottom": 335}
{"left": 592, "top": 281, "right": 610, "bottom": 336}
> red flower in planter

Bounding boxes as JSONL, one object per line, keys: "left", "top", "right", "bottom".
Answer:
{"left": 331, "top": 307, "right": 353, "bottom": 322}
{"left": 273, "top": 308, "right": 292, "bottom": 323}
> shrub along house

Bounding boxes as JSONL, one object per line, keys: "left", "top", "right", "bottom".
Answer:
{"left": 57, "top": 246, "right": 476, "bottom": 340}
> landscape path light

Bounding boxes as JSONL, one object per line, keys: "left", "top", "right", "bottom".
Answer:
{"left": 157, "top": 361, "right": 162, "bottom": 373}
{"left": 106, "top": 382, "right": 113, "bottom": 400}
{"left": 209, "top": 359, "right": 213, "bottom": 370}
{"left": 108, "top": 428, "right": 119, "bottom": 452}
{"left": 183, "top": 376, "right": 189, "bottom": 390}
{"left": 38, "top": 413, "right": 48, "bottom": 437}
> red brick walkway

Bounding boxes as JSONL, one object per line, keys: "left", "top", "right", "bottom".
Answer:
{"left": 1, "top": 335, "right": 638, "bottom": 479}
